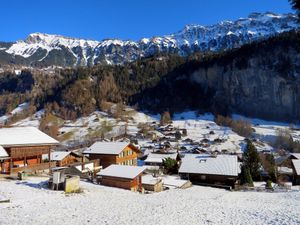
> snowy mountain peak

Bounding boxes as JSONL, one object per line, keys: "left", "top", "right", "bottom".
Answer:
{"left": 2, "top": 12, "right": 299, "bottom": 67}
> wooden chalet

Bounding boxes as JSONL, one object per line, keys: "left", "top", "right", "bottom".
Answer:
{"left": 84, "top": 142, "right": 140, "bottom": 169}
{"left": 291, "top": 159, "right": 300, "bottom": 185}
{"left": 179, "top": 154, "right": 240, "bottom": 188}
{"left": 97, "top": 165, "right": 145, "bottom": 191}
{"left": 50, "top": 151, "right": 83, "bottom": 167}
{"left": 275, "top": 153, "right": 300, "bottom": 168}
{"left": 0, "top": 127, "right": 59, "bottom": 174}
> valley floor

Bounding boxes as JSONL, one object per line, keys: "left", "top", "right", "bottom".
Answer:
{"left": 0, "top": 177, "right": 299, "bottom": 225}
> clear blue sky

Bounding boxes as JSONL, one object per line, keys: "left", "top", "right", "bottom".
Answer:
{"left": 1, "top": 0, "right": 293, "bottom": 42}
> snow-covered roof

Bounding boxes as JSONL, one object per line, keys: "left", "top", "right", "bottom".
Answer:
{"left": 142, "top": 175, "right": 162, "bottom": 185}
{"left": 292, "top": 160, "right": 300, "bottom": 176}
{"left": 179, "top": 154, "right": 239, "bottom": 177}
{"left": 144, "top": 152, "right": 178, "bottom": 164}
{"left": 50, "top": 151, "right": 71, "bottom": 161}
{"left": 0, "top": 146, "right": 8, "bottom": 158}
{"left": 97, "top": 165, "right": 145, "bottom": 179}
{"left": 277, "top": 166, "right": 293, "bottom": 174}
{"left": 291, "top": 153, "right": 300, "bottom": 160}
{"left": 0, "top": 127, "right": 59, "bottom": 147}
{"left": 85, "top": 142, "right": 132, "bottom": 155}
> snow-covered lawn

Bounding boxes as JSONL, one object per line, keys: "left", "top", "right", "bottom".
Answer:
{"left": 0, "top": 177, "right": 299, "bottom": 225}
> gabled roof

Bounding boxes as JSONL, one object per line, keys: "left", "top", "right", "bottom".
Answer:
{"left": 0, "top": 127, "right": 59, "bottom": 147}
{"left": 0, "top": 146, "right": 8, "bottom": 158}
{"left": 84, "top": 141, "right": 136, "bottom": 155}
{"left": 97, "top": 165, "right": 145, "bottom": 179}
{"left": 291, "top": 153, "right": 300, "bottom": 160}
{"left": 179, "top": 154, "right": 239, "bottom": 177}
{"left": 142, "top": 174, "right": 162, "bottom": 185}
{"left": 292, "top": 160, "right": 300, "bottom": 176}
{"left": 144, "top": 152, "right": 178, "bottom": 164}
{"left": 50, "top": 151, "right": 71, "bottom": 161}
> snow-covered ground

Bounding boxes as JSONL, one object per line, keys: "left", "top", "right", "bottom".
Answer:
{"left": 0, "top": 177, "right": 299, "bottom": 225}
{"left": 0, "top": 102, "right": 29, "bottom": 124}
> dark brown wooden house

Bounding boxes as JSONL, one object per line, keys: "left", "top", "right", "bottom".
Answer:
{"left": 179, "top": 154, "right": 240, "bottom": 188}
{"left": 97, "top": 164, "right": 145, "bottom": 191}
{"left": 84, "top": 142, "right": 140, "bottom": 169}
{"left": 291, "top": 159, "right": 300, "bottom": 185}
{"left": 0, "top": 127, "right": 59, "bottom": 174}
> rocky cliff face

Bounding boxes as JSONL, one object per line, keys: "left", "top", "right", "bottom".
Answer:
{"left": 189, "top": 33, "right": 300, "bottom": 121}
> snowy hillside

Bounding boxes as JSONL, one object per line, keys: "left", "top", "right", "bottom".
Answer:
{"left": 1, "top": 12, "right": 298, "bottom": 67}
{"left": 8, "top": 101, "right": 296, "bottom": 154}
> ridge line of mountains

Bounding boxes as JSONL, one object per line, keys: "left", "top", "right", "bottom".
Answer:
{"left": 0, "top": 12, "right": 298, "bottom": 68}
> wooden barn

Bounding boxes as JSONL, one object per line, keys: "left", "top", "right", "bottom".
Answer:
{"left": 97, "top": 165, "right": 145, "bottom": 191}
{"left": 179, "top": 154, "right": 240, "bottom": 188}
{"left": 0, "top": 127, "right": 59, "bottom": 174}
{"left": 84, "top": 142, "right": 140, "bottom": 169}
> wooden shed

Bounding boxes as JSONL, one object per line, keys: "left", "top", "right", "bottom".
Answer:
{"left": 0, "top": 127, "right": 59, "bottom": 174}
{"left": 97, "top": 165, "right": 145, "bottom": 191}
{"left": 84, "top": 142, "right": 140, "bottom": 169}
{"left": 142, "top": 175, "right": 163, "bottom": 192}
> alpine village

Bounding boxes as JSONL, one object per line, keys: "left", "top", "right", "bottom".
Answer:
{"left": 0, "top": 1, "right": 300, "bottom": 225}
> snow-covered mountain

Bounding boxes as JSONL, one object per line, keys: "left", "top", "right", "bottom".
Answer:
{"left": 0, "top": 12, "right": 298, "bottom": 67}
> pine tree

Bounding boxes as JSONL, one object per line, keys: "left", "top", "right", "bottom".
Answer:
{"left": 162, "top": 157, "right": 178, "bottom": 174}
{"left": 175, "top": 130, "right": 182, "bottom": 140}
{"left": 240, "top": 165, "right": 253, "bottom": 186}
{"left": 243, "top": 140, "right": 261, "bottom": 181}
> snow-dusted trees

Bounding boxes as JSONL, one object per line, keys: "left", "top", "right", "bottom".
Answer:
{"left": 97, "top": 73, "right": 121, "bottom": 105}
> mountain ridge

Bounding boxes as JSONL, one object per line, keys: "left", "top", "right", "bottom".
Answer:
{"left": 0, "top": 12, "right": 298, "bottom": 67}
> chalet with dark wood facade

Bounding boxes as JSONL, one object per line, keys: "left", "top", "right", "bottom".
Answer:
{"left": 97, "top": 164, "right": 145, "bottom": 191}
{"left": 0, "top": 127, "right": 59, "bottom": 174}
{"left": 179, "top": 154, "right": 240, "bottom": 188}
{"left": 84, "top": 142, "right": 140, "bottom": 169}
{"left": 291, "top": 159, "right": 300, "bottom": 185}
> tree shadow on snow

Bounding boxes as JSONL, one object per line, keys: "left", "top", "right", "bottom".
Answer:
{"left": 16, "top": 181, "right": 48, "bottom": 189}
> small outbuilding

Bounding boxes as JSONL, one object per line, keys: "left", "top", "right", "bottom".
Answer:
{"left": 97, "top": 165, "right": 145, "bottom": 191}
{"left": 142, "top": 174, "right": 163, "bottom": 192}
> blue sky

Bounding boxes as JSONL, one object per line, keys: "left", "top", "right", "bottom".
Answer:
{"left": 1, "top": 0, "right": 293, "bottom": 42}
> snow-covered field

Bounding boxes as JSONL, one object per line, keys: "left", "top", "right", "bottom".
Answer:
{"left": 0, "top": 177, "right": 299, "bottom": 225}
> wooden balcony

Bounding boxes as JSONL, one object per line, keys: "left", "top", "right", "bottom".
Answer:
{"left": 10, "top": 162, "right": 56, "bottom": 174}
